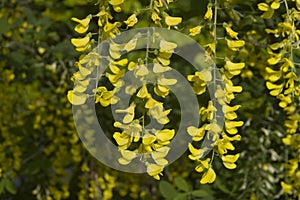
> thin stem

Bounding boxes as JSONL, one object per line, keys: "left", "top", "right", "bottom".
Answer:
{"left": 212, "top": 0, "right": 218, "bottom": 119}
{"left": 210, "top": 151, "right": 215, "bottom": 165}
{"left": 283, "top": 0, "right": 296, "bottom": 98}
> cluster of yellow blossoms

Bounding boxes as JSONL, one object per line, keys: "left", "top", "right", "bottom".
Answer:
{"left": 259, "top": 0, "right": 300, "bottom": 196}
{"left": 68, "top": 0, "right": 246, "bottom": 198}
{"left": 185, "top": 1, "right": 244, "bottom": 184}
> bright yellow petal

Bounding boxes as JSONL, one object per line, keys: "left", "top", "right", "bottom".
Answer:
{"left": 124, "top": 14, "right": 138, "bottom": 27}
{"left": 204, "top": 5, "right": 213, "bottom": 20}
{"left": 226, "top": 39, "right": 245, "bottom": 51}
{"left": 189, "top": 25, "right": 202, "bottom": 36}
{"left": 160, "top": 40, "right": 177, "bottom": 51}
{"left": 200, "top": 167, "right": 216, "bottom": 184}
{"left": 221, "top": 154, "right": 240, "bottom": 163}
{"left": 71, "top": 36, "right": 90, "bottom": 48}
{"left": 155, "top": 129, "right": 175, "bottom": 143}
{"left": 158, "top": 77, "right": 177, "bottom": 86}
{"left": 165, "top": 16, "right": 182, "bottom": 26}
{"left": 128, "top": 61, "right": 137, "bottom": 71}
{"left": 123, "top": 37, "right": 138, "bottom": 52}
{"left": 120, "top": 150, "right": 136, "bottom": 160}
{"left": 153, "top": 63, "right": 171, "bottom": 73}
{"left": 137, "top": 85, "right": 149, "bottom": 98}
{"left": 257, "top": 3, "right": 269, "bottom": 11}
{"left": 142, "top": 133, "right": 156, "bottom": 145}
{"left": 67, "top": 90, "right": 87, "bottom": 105}
{"left": 109, "top": 0, "right": 124, "bottom": 6}
{"left": 134, "top": 64, "right": 149, "bottom": 77}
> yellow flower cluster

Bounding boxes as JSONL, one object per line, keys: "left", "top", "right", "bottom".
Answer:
{"left": 107, "top": 33, "right": 179, "bottom": 180}
{"left": 186, "top": 1, "right": 244, "bottom": 185}
{"left": 260, "top": 1, "right": 300, "bottom": 196}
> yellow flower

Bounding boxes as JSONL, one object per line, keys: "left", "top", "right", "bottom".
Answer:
{"left": 148, "top": 103, "right": 171, "bottom": 124}
{"left": 257, "top": 3, "right": 269, "bottom": 11}
{"left": 136, "top": 84, "right": 150, "bottom": 99}
{"left": 106, "top": 69, "right": 126, "bottom": 85}
{"left": 109, "top": 0, "right": 125, "bottom": 12}
{"left": 127, "top": 61, "right": 137, "bottom": 71}
{"left": 195, "top": 158, "right": 210, "bottom": 172}
{"left": 104, "top": 22, "right": 121, "bottom": 38}
{"left": 188, "top": 143, "right": 206, "bottom": 160}
{"left": 151, "top": 146, "right": 170, "bottom": 166}
{"left": 278, "top": 94, "right": 292, "bottom": 108}
{"left": 189, "top": 26, "right": 202, "bottom": 36}
{"left": 187, "top": 71, "right": 212, "bottom": 95}
{"left": 225, "top": 120, "right": 244, "bottom": 134}
{"left": 257, "top": 3, "right": 274, "bottom": 19}
{"left": 113, "top": 132, "right": 131, "bottom": 149}
{"left": 142, "top": 133, "right": 156, "bottom": 146}
{"left": 265, "top": 67, "right": 281, "bottom": 82}
{"left": 187, "top": 126, "right": 205, "bottom": 141}
{"left": 153, "top": 63, "right": 171, "bottom": 73}
{"left": 71, "top": 15, "right": 92, "bottom": 34}
{"left": 155, "top": 129, "right": 175, "bottom": 145}
{"left": 223, "top": 23, "right": 238, "bottom": 38}
{"left": 281, "top": 181, "right": 293, "bottom": 194}
{"left": 156, "top": 50, "right": 173, "bottom": 65}
{"left": 224, "top": 60, "right": 245, "bottom": 78}
{"left": 151, "top": 12, "right": 161, "bottom": 24}
{"left": 124, "top": 14, "right": 138, "bottom": 27}
{"left": 267, "top": 54, "right": 282, "bottom": 65}
{"left": 71, "top": 35, "right": 91, "bottom": 48}
{"left": 200, "top": 167, "right": 216, "bottom": 184}
{"left": 147, "top": 163, "right": 164, "bottom": 180}
{"left": 223, "top": 105, "right": 241, "bottom": 120}
{"left": 115, "top": 103, "right": 136, "bottom": 123}
{"left": 67, "top": 90, "right": 87, "bottom": 105}
{"left": 109, "top": 0, "right": 124, "bottom": 6}
{"left": 95, "top": 86, "right": 118, "bottom": 107}
{"left": 159, "top": 40, "right": 177, "bottom": 52}
{"left": 225, "top": 83, "right": 243, "bottom": 93}
{"left": 145, "top": 95, "right": 161, "bottom": 109}
{"left": 134, "top": 64, "right": 149, "bottom": 77}
{"left": 165, "top": 16, "right": 182, "bottom": 29}
{"left": 216, "top": 138, "right": 235, "bottom": 154}
{"left": 221, "top": 154, "right": 240, "bottom": 169}
{"left": 204, "top": 4, "right": 213, "bottom": 20}
{"left": 266, "top": 81, "right": 284, "bottom": 96}
{"left": 118, "top": 150, "right": 136, "bottom": 165}
{"left": 199, "top": 101, "right": 216, "bottom": 121}
{"left": 154, "top": 84, "right": 170, "bottom": 98}
{"left": 157, "top": 77, "right": 177, "bottom": 86}
{"left": 114, "top": 120, "right": 142, "bottom": 142}
{"left": 226, "top": 39, "right": 245, "bottom": 51}
{"left": 122, "top": 37, "right": 138, "bottom": 52}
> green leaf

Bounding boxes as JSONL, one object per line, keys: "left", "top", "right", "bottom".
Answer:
{"left": 174, "top": 193, "right": 188, "bottom": 200}
{"left": 5, "top": 179, "right": 16, "bottom": 195}
{"left": 190, "top": 188, "right": 215, "bottom": 200}
{"left": 215, "top": 178, "right": 233, "bottom": 195}
{"left": 174, "top": 177, "right": 190, "bottom": 192}
{"left": 0, "top": 18, "right": 11, "bottom": 35}
{"left": 159, "top": 180, "right": 178, "bottom": 199}
{"left": 0, "top": 179, "right": 5, "bottom": 195}
{"left": 191, "top": 189, "right": 210, "bottom": 197}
